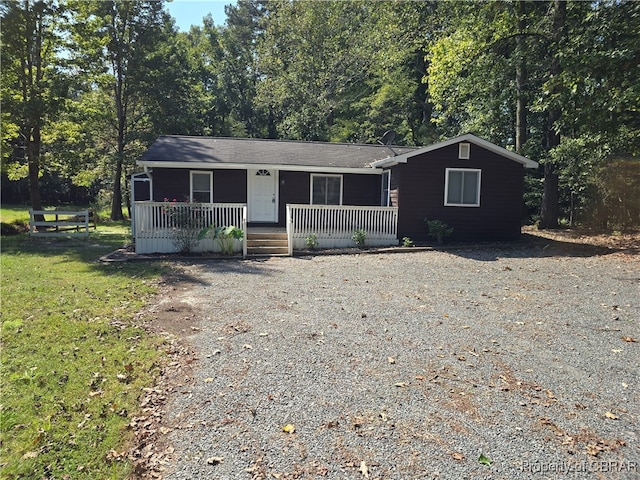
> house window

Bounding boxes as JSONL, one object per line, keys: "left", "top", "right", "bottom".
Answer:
{"left": 459, "top": 142, "right": 470, "bottom": 159}
{"left": 381, "top": 170, "right": 391, "bottom": 206}
{"left": 190, "top": 171, "right": 213, "bottom": 203}
{"left": 445, "top": 168, "right": 481, "bottom": 207}
{"left": 311, "top": 174, "right": 342, "bottom": 205}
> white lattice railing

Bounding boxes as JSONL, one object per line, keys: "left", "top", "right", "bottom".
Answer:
{"left": 287, "top": 204, "right": 398, "bottom": 252}
{"left": 133, "top": 201, "right": 247, "bottom": 255}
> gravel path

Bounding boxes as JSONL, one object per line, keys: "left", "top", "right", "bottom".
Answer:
{"left": 155, "top": 246, "right": 639, "bottom": 479}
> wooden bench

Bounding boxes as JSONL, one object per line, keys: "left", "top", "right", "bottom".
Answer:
{"left": 29, "top": 209, "right": 96, "bottom": 237}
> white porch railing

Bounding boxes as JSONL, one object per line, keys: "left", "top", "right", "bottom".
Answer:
{"left": 287, "top": 204, "right": 398, "bottom": 252}
{"left": 134, "top": 201, "right": 247, "bottom": 255}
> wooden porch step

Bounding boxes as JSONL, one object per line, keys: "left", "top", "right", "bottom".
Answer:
{"left": 245, "top": 231, "right": 289, "bottom": 256}
{"left": 246, "top": 246, "right": 289, "bottom": 256}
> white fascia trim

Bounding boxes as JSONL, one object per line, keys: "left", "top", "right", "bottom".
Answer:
{"left": 371, "top": 134, "right": 539, "bottom": 169}
{"left": 137, "top": 161, "right": 382, "bottom": 175}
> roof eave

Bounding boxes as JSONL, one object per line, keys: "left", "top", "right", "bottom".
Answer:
{"left": 371, "top": 134, "right": 538, "bottom": 169}
{"left": 136, "top": 160, "right": 382, "bottom": 175}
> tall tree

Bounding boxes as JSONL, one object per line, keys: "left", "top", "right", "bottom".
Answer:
{"left": 1, "top": 0, "right": 68, "bottom": 217}
{"left": 220, "top": 0, "right": 270, "bottom": 137}
{"left": 538, "top": 0, "right": 566, "bottom": 229}
{"left": 71, "top": 0, "right": 172, "bottom": 220}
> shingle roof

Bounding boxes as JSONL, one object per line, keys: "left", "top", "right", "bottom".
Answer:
{"left": 139, "top": 135, "right": 418, "bottom": 169}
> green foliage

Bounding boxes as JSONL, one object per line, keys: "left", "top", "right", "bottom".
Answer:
{"left": 351, "top": 229, "right": 367, "bottom": 248}
{"left": 305, "top": 233, "right": 319, "bottom": 250}
{"left": 402, "top": 236, "right": 414, "bottom": 247}
{"left": 162, "top": 200, "right": 204, "bottom": 252}
{"left": 426, "top": 219, "right": 454, "bottom": 244}
{"left": 198, "top": 224, "right": 245, "bottom": 255}
{"left": 0, "top": 225, "right": 166, "bottom": 479}
{"left": 1, "top": 0, "right": 638, "bottom": 230}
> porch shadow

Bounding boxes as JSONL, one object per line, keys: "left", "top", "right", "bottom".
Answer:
{"left": 437, "top": 233, "right": 629, "bottom": 261}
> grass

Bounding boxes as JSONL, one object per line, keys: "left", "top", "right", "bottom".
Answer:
{"left": 1, "top": 217, "right": 169, "bottom": 479}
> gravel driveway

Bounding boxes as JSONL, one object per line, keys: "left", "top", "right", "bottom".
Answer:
{"left": 144, "top": 244, "right": 639, "bottom": 480}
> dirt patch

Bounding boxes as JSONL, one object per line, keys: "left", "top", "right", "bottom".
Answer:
{"left": 523, "top": 226, "right": 640, "bottom": 257}
{"left": 129, "top": 267, "right": 205, "bottom": 479}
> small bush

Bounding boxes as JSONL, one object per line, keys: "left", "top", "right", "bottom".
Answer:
{"left": 425, "top": 219, "right": 453, "bottom": 244}
{"left": 1, "top": 221, "right": 29, "bottom": 236}
{"left": 305, "top": 233, "right": 319, "bottom": 250}
{"left": 402, "top": 236, "right": 414, "bottom": 247}
{"left": 163, "top": 199, "right": 203, "bottom": 252}
{"left": 198, "top": 224, "right": 244, "bottom": 255}
{"left": 352, "top": 229, "right": 367, "bottom": 248}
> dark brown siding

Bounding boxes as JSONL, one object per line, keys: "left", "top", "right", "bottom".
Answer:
{"left": 151, "top": 168, "right": 189, "bottom": 202}
{"left": 395, "top": 142, "right": 525, "bottom": 241}
{"left": 343, "top": 174, "right": 380, "bottom": 205}
{"left": 278, "top": 171, "right": 310, "bottom": 226}
{"left": 213, "top": 170, "right": 247, "bottom": 202}
{"left": 132, "top": 177, "right": 151, "bottom": 201}
{"left": 277, "top": 171, "right": 381, "bottom": 225}
{"left": 150, "top": 168, "right": 247, "bottom": 202}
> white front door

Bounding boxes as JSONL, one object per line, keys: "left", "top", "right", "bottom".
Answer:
{"left": 248, "top": 169, "right": 278, "bottom": 222}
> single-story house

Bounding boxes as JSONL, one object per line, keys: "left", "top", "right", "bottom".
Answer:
{"left": 131, "top": 133, "right": 538, "bottom": 255}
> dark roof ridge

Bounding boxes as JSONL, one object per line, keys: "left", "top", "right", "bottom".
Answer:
{"left": 155, "top": 134, "right": 417, "bottom": 150}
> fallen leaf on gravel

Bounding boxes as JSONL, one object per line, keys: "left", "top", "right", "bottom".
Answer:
{"left": 206, "top": 456, "right": 223, "bottom": 465}
{"left": 415, "top": 375, "right": 426, "bottom": 381}
{"left": 394, "top": 382, "right": 408, "bottom": 388}
{"left": 621, "top": 336, "right": 636, "bottom": 342}
{"left": 586, "top": 444, "right": 601, "bottom": 456}
{"left": 451, "top": 452, "right": 465, "bottom": 461}
{"left": 387, "top": 357, "right": 395, "bottom": 364}
{"left": 478, "top": 453, "right": 492, "bottom": 466}
{"left": 605, "top": 411, "right": 619, "bottom": 420}
{"left": 611, "top": 349, "right": 623, "bottom": 353}
{"left": 282, "top": 424, "right": 296, "bottom": 433}
{"left": 360, "top": 460, "right": 369, "bottom": 478}
{"left": 204, "top": 377, "right": 214, "bottom": 383}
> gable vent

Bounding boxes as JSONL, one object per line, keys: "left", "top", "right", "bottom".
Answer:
{"left": 459, "top": 142, "right": 470, "bottom": 159}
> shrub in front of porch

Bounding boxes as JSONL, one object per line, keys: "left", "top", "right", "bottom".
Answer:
{"left": 425, "top": 219, "right": 453, "bottom": 244}
{"left": 162, "top": 199, "right": 205, "bottom": 252}
{"left": 198, "top": 225, "right": 244, "bottom": 255}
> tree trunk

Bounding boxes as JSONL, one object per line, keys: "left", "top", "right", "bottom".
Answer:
{"left": 27, "top": 126, "right": 44, "bottom": 222}
{"left": 515, "top": 1, "right": 528, "bottom": 153}
{"left": 110, "top": 62, "right": 126, "bottom": 221}
{"left": 539, "top": 0, "right": 566, "bottom": 229}
{"left": 111, "top": 154, "right": 124, "bottom": 221}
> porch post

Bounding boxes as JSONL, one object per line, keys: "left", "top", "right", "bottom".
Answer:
{"left": 242, "top": 205, "right": 248, "bottom": 259}
{"left": 286, "top": 204, "right": 293, "bottom": 256}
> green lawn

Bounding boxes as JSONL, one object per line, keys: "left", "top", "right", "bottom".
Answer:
{"left": 1, "top": 221, "right": 169, "bottom": 479}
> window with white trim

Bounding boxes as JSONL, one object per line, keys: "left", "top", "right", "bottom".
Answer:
{"left": 311, "top": 174, "right": 342, "bottom": 205}
{"left": 445, "top": 168, "right": 481, "bottom": 207}
{"left": 190, "top": 171, "right": 213, "bottom": 203}
{"left": 381, "top": 170, "right": 391, "bottom": 206}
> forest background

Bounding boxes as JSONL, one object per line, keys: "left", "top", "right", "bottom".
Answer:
{"left": 2, "top": 0, "right": 638, "bottom": 229}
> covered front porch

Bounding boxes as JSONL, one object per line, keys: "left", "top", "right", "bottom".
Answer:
{"left": 132, "top": 202, "right": 399, "bottom": 256}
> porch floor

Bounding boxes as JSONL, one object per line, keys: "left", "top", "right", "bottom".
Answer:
{"left": 246, "top": 226, "right": 287, "bottom": 234}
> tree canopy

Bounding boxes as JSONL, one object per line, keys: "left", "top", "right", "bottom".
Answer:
{"left": 1, "top": 0, "right": 638, "bottom": 228}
